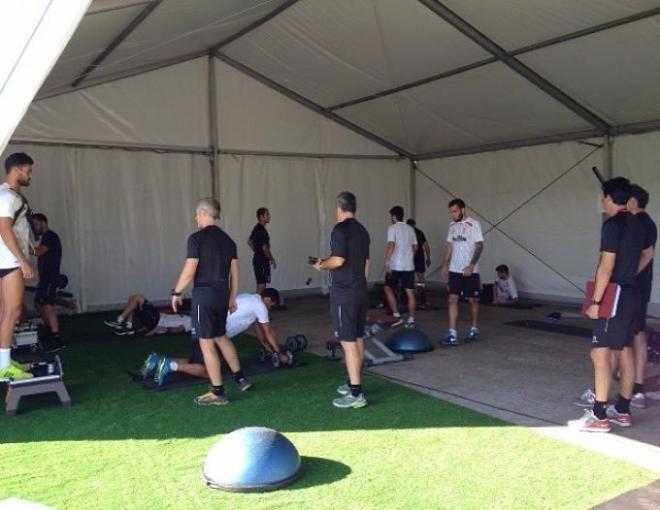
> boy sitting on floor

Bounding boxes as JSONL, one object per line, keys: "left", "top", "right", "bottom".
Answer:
{"left": 140, "top": 288, "right": 291, "bottom": 387}
{"left": 493, "top": 264, "right": 518, "bottom": 305}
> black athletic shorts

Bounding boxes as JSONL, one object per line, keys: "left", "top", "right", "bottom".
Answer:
{"left": 331, "top": 299, "right": 367, "bottom": 342}
{"left": 448, "top": 272, "right": 481, "bottom": 299}
{"left": 385, "top": 270, "right": 415, "bottom": 290}
{"left": 253, "top": 259, "right": 271, "bottom": 285}
{"left": 634, "top": 300, "right": 648, "bottom": 334}
{"left": 592, "top": 287, "right": 640, "bottom": 351}
{"left": 191, "top": 286, "right": 228, "bottom": 338}
{"left": 414, "top": 257, "right": 426, "bottom": 275}
{"left": 34, "top": 275, "right": 58, "bottom": 306}
{"left": 134, "top": 300, "right": 160, "bottom": 331}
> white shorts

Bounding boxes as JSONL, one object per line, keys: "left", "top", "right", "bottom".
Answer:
{"left": 157, "top": 314, "right": 192, "bottom": 332}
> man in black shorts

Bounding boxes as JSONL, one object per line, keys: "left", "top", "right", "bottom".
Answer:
{"left": 314, "top": 191, "right": 370, "bottom": 409}
{"left": 30, "top": 213, "right": 63, "bottom": 348}
{"left": 440, "top": 198, "right": 484, "bottom": 345}
{"left": 569, "top": 177, "right": 645, "bottom": 432}
{"left": 171, "top": 198, "right": 250, "bottom": 406}
{"left": 407, "top": 219, "right": 431, "bottom": 308}
{"left": 248, "top": 207, "right": 276, "bottom": 293}
{"left": 627, "top": 184, "right": 656, "bottom": 409}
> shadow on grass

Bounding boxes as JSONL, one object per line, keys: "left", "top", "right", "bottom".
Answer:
{"left": 0, "top": 314, "right": 514, "bottom": 444}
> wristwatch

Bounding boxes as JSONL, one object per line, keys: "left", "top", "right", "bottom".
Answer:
{"left": 171, "top": 289, "right": 182, "bottom": 297}
{"left": 590, "top": 298, "right": 601, "bottom": 305}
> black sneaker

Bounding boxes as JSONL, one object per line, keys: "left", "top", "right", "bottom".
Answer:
{"left": 114, "top": 325, "right": 135, "bottom": 336}
{"left": 237, "top": 377, "right": 252, "bottom": 391}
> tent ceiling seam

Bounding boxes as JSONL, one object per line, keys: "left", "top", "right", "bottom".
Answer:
{"left": 328, "top": 6, "right": 660, "bottom": 111}
{"left": 71, "top": 0, "right": 162, "bottom": 88}
{"left": 417, "top": 0, "right": 609, "bottom": 132}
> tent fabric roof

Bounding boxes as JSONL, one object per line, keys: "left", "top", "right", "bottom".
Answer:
{"left": 33, "top": 0, "right": 660, "bottom": 158}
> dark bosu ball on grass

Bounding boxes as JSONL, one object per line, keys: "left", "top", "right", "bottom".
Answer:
{"left": 386, "top": 329, "right": 434, "bottom": 353}
{"left": 202, "top": 427, "right": 303, "bottom": 492}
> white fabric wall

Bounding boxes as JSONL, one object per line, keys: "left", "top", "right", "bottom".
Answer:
{"left": 416, "top": 140, "right": 604, "bottom": 301}
{"left": 613, "top": 131, "right": 660, "bottom": 304}
{"left": 2, "top": 143, "right": 212, "bottom": 310}
{"left": 217, "top": 155, "right": 409, "bottom": 292}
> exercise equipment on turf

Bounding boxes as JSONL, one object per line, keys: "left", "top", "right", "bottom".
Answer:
{"left": 285, "top": 334, "right": 307, "bottom": 353}
{"left": 326, "top": 310, "right": 412, "bottom": 366}
{"left": 203, "top": 427, "right": 303, "bottom": 492}
{"left": 386, "top": 329, "right": 433, "bottom": 353}
{"left": 2, "top": 355, "right": 71, "bottom": 416}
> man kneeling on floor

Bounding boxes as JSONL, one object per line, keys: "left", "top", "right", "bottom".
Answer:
{"left": 140, "top": 288, "right": 289, "bottom": 387}
{"left": 104, "top": 294, "right": 192, "bottom": 336}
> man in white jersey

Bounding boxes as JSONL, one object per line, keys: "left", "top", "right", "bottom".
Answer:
{"left": 0, "top": 153, "right": 35, "bottom": 381}
{"left": 440, "top": 198, "right": 484, "bottom": 345}
{"left": 383, "top": 205, "right": 418, "bottom": 328}
{"left": 145, "top": 288, "right": 290, "bottom": 387}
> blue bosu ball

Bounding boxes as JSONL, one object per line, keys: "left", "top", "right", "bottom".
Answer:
{"left": 386, "top": 329, "right": 434, "bottom": 353}
{"left": 202, "top": 427, "right": 303, "bottom": 492}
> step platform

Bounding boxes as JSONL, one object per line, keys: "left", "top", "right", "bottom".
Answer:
{"left": 2, "top": 355, "right": 71, "bottom": 416}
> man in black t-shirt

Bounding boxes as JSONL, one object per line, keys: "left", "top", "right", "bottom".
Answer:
{"left": 31, "top": 213, "right": 63, "bottom": 346}
{"left": 171, "top": 198, "right": 250, "bottom": 406}
{"left": 248, "top": 207, "right": 276, "bottom": 293}
{"left": 314, "top": 191, "right": 370, "bottom": 409}
{"left": 627, "top": 184, "right": 656, "bottom": 409}
{"left": 569, "top": 178, "right": 645, "bottom": 433}
{"left": 407, "top": 219, "right": 431, "bottom": 307}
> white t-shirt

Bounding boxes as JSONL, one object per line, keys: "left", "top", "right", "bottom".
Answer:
{"left": 495, "top": 275, "right": 518, "bottom": 300}
{"left": 0, "top": 183, "right": 31, "bottom": 269}
{"left": 226, "top": 293, "right": 270, "bottom": 338}
{"left": 158, "top": 314, "right": 192, "bottom": 332}
{"left": 446, "top": 217, "right": 484, "bottom": 274}
{"left": 386, "top": 222, "right": 417, "bottom": 271}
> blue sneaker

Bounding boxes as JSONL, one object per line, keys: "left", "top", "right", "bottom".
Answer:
{"left": 154, "top": 356, "right": 173, "bottom": 388}
{"left": 442, "top": 331, "right": 458, "bottom": 346}
{"left": 140, "top": 352, "right": 160, "bottom": 379}
{"left": 465, "top": 327, "right": 479, "bottom": 343}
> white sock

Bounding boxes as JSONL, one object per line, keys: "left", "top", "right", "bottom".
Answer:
{"left": 393, "top": 312, "right": 401, "bottom": 318}
{"left": 407, "top": 316, "right": 415, "bottom": 322}
{"left": 0, "top": 348, "right": 10, "bottom": 370}
{"left": 449, "top": 328, "right": 457, "bottom": 336}
{"left": 126, "top": 321, "right": 133, "bottom": 329}
{"left": 169, "top": 361, "right": 178, "bottom": 371}
{"left": 471, "top": 326, "right": 479, "bottom": 332}
{"left": 116, "top": 315, "right": 125, "bottom": 323}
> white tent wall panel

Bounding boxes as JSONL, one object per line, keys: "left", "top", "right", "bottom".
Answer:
{"left": 519, "top": 15, "right": 660, "bottom": 126}
{"left": 88, "top": 0, "right": 291, "bottom": 81}
{"left": 223, "top": 0, "right": 489, "bottom": 107}
{"left": 39, "top": 4, "right": 146, "bottom": 94}
{"left": 338, "top": 62, "right": 592, "bottom": 155}
{"left": 217, "top": 155, "right": 409, "bottom": 293}
{"left": 15, "top": 58, "right": 210, "bottom": 149}
{"left": 2, "top": 143, "right": 212, "bottom": 310}
{"left": 416, "top": 140, "right": 604, "bottom": 301}
{"left": 440, "top": 0, "right": 660, "bottom": 51}
{"left": 214, "top": 59, "right": 394, "bottom": 156}
{"left": 613, "top": 131, "right": 660, "bottom": 304}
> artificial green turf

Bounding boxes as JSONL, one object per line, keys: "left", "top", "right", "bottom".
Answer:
{"left": 0, "top": 313, "right": 657, "bottom": 510}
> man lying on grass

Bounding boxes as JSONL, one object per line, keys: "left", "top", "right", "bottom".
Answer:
{"left": 140, "top": 288, "right": 291, "bottom": 388}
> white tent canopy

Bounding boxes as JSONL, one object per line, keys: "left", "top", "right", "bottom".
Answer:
{"left": 2, "top": 0, "right": 660, "bottom": 309}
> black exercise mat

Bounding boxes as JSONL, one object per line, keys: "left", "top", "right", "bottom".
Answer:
{"left": 126, "top": 359, "right": 306, "bottom": 391}
{"left": 505, "top": 320, "right": 592, "bottom": 338}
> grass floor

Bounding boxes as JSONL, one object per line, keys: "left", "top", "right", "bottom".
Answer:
{"left": 0, "top": 313, "right": 658, "bottom": 510}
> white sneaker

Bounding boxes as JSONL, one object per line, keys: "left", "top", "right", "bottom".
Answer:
{"left": 567, "top": 409, "right": 611, "bottom": 432}
{"left": 631, "top": 392, "right": 647, "bottom": 409}
{"left": 404, "top": 318, "right": 415, "bottom": 329}
{"left": 573, "top": 388, "right": 595, "bottom": 407}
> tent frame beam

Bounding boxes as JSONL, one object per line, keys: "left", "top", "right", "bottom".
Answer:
{"left": 214, "top": 52, "right": 413, "bottom": 158}
{"left": 217, "top": 149, "right": 402, "bottom": 160}
{"left": 209, "top": 0, "right": 300, "bottom": 53}
{"left": 329, "top": 5, "right": 660, "bottom": 111}
{"left": 9, "top": 137, "right": 210, "bottom": 155}
{"left": 71, "top": 1, "right": 162, "bottom": 87}
{"left": 417, "top": 0, "right": 609, "bottom": 132}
